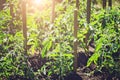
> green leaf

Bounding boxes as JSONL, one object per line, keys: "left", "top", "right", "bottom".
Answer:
{"left": 41, "top": 40, "right": 52, "bottom": 58}
{"left": 87, "top": 52, "right": 100, "bottom": 67}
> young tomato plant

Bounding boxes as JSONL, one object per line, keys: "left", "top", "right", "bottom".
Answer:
{"left": 87, "top": 7, "right": 120, "bottom": 77}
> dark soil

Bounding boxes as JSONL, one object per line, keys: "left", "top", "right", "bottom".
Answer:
{"left": 64, "top": 72, "right": 82, "bottom": 80}
{"left": 5, "top": 52, "right": 120, "bottom": 80}
{"left": 4, "top": 41, "right": 120, "bottom": 80}
{"left": 8, "top": 75, "right": 30, "bottom": 80}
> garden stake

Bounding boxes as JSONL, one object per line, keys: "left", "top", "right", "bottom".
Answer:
{"left": 108, "top": 0, "right": 112, "bottom": 8}
{"left": 9, "top": 3, "right": 14, "bottom": 34}
{"left": 73, "top": 0, "right": 79, "bottom": 72}
{"left": 51, "top": 0, "right": 55, "bottom": 23}
{"left": 102, "top": 0, "right": 112, "bottom": 28}
{"left": 22, "top": 0, "right": 27, "bottom": 54}
{"left": 85, "top": 0, "right": 91, "bottom": 54}
{"left": 76, "top": 0, "right": 79, "bottom": 9}
{"left": 86, "top": 0, "right": 91, "bottom": 24}
{"left": 103, "top": 0, "right": 107, "bottom": 9}
{"left": 74, "top": 9, "right": 78, "bottom": 72}
{"left": 102, "top": 0, "right": 107, "bottom": 28}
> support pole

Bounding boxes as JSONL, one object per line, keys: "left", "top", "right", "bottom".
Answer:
{"left": 103, "top": 0, "right": 107, "bottom": 9}
{"left": 108, "top": 0, "right": 112, "bottom": 8}
{"left": 74, "top": 9, "right": 78, "bottom": 72}
{"left": 86, "top": 0, "right": 91, "bottom": 24}
{"left": 73, "top": 0, "right": 79, "bottom": 72}
{"left": 9, "top": 3, "right": 14, "bottom": 34}
{"left": 102, "top": 0, "right": 107, "bottom": 28}
{"left": 85, "top": 0, "right": 91, "bottom": 53}
{"left": 51, "top": 0, "right": 55, "bottom": 23}
{"left": 76, "top": 0, "right": 79, "bottom": 9}
{"left": 22, "top": 0, "right": 27, "bottom": 54}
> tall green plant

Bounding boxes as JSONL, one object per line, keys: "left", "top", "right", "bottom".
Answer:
{"left": 87, "top": 7, "right": 120, "bottom": 76}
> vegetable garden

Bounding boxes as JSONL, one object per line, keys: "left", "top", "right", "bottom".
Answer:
{"left": 0, "top": 0, "right": 120, "bottom": 80}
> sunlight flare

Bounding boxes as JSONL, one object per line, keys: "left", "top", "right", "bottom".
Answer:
{"left": 34, "top": 0, "right": 42, "bottom": 5}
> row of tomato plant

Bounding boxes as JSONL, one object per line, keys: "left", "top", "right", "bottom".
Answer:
{"left": 0, "top": 0, "right": 120, "bottom": 80}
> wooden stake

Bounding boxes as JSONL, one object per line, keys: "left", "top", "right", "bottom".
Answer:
{"left": 9, "top": 3, "right": 14, "bottom": 34}
{"left": 22, "top": 0, "right": 27, "bottom": 54}
{"left": 108, "top": 0, "right": 112, "bottom": 8}
{"left": 102, "top": 0, "right": 108, "bottom": 28}
{"left": 73, "top": 0, "right": 79, "bottom": 72}
{"left": 103, "top": 0, "right": 107, "bottom": 9}
{"left": 85, "top": 0, "right": 91, "bottom": 53}
{"left": 86, "top": 0, "right": 91, "bottom": 24}
{"left": 51, "top": 0, "right": 55, "bottom": 23}
{"left": 74, "top": 9, "right": 78, "bottom": 72}
{"left": 76, "top": 0, "right": 79, "bottom": 9}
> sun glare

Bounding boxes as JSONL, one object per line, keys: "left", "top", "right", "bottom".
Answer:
{"left": 34, "top": 0, "right": 42, "bottom": 5}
